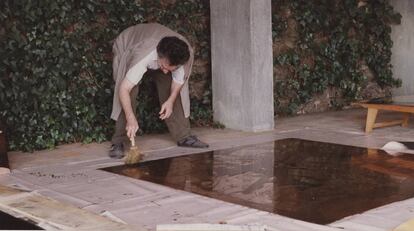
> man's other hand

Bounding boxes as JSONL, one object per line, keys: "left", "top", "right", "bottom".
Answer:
{"left": 159, "top": 100, "right": 174, "bottom": 120}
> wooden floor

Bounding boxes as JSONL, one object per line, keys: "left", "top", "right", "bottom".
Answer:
{"left": 1, "top": 108, "right": 414, "bottom": 231}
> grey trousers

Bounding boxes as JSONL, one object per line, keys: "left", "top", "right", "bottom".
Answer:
{"left": 111, "top": 69, "right": 191, "bottom": 144}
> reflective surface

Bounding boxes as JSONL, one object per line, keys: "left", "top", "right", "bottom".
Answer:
{"left": 0, "top": 211, "right": 43, "bottom": 230}
{"left": 103, "top": 139, "right": 414, "bottom": 224}
{"left": 0, "top": 131, "right": 9, "bottom": 169}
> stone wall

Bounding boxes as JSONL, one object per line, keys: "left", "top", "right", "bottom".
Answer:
{"left": 390, "top": 0, "right": 414, "bottom": 98}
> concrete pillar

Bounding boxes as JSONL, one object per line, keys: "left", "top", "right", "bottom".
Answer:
{"left": 391, "top": 0, "right": 414, "bottom": 97}
{"left": 210, "top": 0, "right": 274, "bottom": 131}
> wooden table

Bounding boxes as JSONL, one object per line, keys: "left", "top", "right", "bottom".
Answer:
{"left": 356, "top": 103, "right": 414, "bottom": 133}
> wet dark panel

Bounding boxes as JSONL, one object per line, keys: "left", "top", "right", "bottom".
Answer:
{"left": 0, "top": 129, "right": 9, "bottom": 169}
{"left": 0, "top": 211, "right": 43, "bottom": 230}
{"left": 103, "top": 138, "right": 414, "bottom": 224}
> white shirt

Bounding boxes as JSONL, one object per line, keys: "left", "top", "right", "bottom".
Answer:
{"left": 126, "top": 49, "right": 185, "bottom": 85}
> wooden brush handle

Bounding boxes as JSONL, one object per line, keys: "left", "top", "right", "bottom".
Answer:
{"left": 130, "top": 136, "right": 135, "bottom": 147}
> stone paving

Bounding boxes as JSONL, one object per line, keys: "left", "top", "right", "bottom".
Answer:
{"left": 1, "top": 108, "right": 414, "bottom": 230}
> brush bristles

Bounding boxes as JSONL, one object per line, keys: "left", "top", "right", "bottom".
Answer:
{"left": 125, "top": 146, "right": 141, "bottom": 165}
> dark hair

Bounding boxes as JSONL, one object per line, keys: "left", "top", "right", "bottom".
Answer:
{"left": 156, "top": 36, "right": 190, "bottom": 66}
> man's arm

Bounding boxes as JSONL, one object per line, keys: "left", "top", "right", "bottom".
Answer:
{"left": 119, "top": 78, "right": 139, "bottom": 139}
{"left": 159, "top": 81, "right": 183, "bottom": 120}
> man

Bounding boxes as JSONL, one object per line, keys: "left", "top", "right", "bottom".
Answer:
{"left": 109, "top": 23, "right": 209, "bottom": 158}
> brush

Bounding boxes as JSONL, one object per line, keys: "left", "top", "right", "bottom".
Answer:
{"left": 125, "top": 136, "right": 141, "bottom": 165}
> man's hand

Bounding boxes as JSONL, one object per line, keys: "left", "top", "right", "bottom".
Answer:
{"left": 119, "top": 78, "right": 139, "bottom": 139}
{"left": 126, "top": 116, "right": 139, "bottom": 139}
{"left": 159, "top": 100, "right": 174, "bottom": 120}
{"left": 159, "top": 80, "right": 183, "bottom": 120}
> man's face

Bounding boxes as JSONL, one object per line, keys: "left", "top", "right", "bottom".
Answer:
{"left": 158, "top": 58, "right": 178, "bottom": 74}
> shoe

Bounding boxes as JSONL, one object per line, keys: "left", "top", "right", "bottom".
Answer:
{"left": 177, "top": 135, "right": 209, "bottom": 148}
{"left": 109, "top": 143, "right": 124, "bottom": 159}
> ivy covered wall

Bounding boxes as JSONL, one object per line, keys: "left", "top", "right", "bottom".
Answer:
{"left": 272, "top": 0, "right": 402, "bottom": 115}
{"left": 0, "top": 0, "right": 211, "bottom": 151}
{"left": 0, "top": 0, "right": 401, "bottom": 151}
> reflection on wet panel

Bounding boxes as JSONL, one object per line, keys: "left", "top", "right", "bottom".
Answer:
{"left": 0, "top": 211, "right": 43, "bottom": 230}
{"left": 102, "top": 139, "right": 414, "bottom": 224}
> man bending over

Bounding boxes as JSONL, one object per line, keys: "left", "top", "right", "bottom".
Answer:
{"left": 109, "top": 23, "right": 209, "bottom": 158}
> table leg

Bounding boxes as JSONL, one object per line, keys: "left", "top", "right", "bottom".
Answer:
{"left": 402, "top": 113, "right": 410, "bottom": 127}
{"left": 365, "top": 108, "right": 378, "bottom": 133}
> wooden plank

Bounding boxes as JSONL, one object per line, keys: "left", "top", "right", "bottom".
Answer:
{"left": 0, "top": 185, "right": 145, "bottom": 231}
{"left": 157, "top": 224, "right": 266, "bottom": 231}
{"left": 393, "top": 218, "right": 414, "bottom": 231}
{"left": 373, "top": 120, "right": 405, "bottom": 129}
{"left": 357, "top": 103, "right": 414, "bottom": 113}
{"left": 365, "top": 108, "right": 378, "bottom": 133}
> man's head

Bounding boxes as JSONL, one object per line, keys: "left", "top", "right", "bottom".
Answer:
{"left": 156, "top": 36, "right": 190, "bottom": 74}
